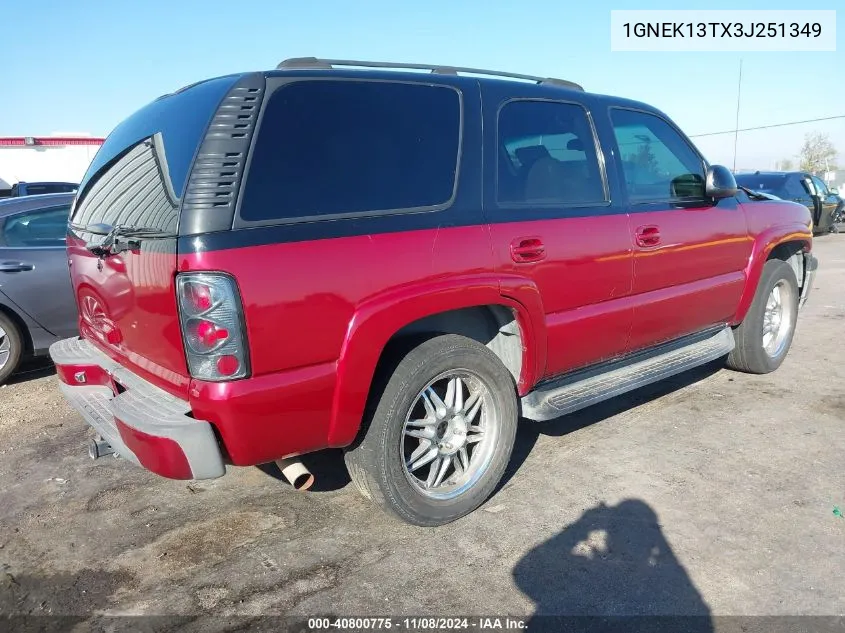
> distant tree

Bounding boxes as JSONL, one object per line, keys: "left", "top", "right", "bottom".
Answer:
{"left": 628, "top": 136, "right": 659, "bottom": 178}
{"left": 799, "top": 132, "right": 838, "bottom": 175}
{"left": 778, "top": 158, "right": 794, "bottom": 171}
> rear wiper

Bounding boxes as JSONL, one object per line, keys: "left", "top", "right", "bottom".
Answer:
{"left": 76, "top": 223, "right": 176, "bottom": 257}
{"left": 75, "top": 222, "right": 174, "bottom": 237}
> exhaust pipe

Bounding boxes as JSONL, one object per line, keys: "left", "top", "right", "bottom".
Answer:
{"left": 89, "top": 438, "right": 115, "bottom": 460}
{"left": 274, "top": 457, "right": 314, "bottom": 491}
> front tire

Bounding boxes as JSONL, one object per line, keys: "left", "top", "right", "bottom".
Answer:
{"left": 727, "top": 259, "right": 799, "bottom": 374}
{"left": 344, "top": 334, "right": 518, "bottom": 526}
{"left": 0, "top": 312, "right": 23, "bottom": 385}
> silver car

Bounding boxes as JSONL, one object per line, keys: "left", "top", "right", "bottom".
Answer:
{"left": 0, "top": 193, "right": 78, "bottom": 383}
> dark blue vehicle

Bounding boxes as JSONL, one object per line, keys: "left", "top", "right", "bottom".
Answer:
{"left": 734, "top": 171, "right": 841, "bottom": 234}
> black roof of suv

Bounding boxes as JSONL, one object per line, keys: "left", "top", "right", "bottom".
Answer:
{"left": 75, "top": 57, "right": 689, "bottom": 242}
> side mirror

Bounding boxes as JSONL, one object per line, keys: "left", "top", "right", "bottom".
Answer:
{"left": 829, "top": 187, "right": 839, "bottom": 196}
{"left": 705, "top": 165, "right": 737, "bottom": 199}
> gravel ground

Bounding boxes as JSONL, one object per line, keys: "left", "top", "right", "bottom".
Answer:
{"left": 0, "top": 236, "right": 843, "bottom": 631}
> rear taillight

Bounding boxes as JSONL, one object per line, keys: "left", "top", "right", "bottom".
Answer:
{"left": 176, "top": 273, "right": 249, "bottom": 381}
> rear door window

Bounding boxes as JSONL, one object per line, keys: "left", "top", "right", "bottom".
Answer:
{"left": 611, "top": 109, "right": 706, "bottom": 203}
{"left": 497, "top": 100, "right": 607, "bottom": 206}
{"left": 238, "top": 80, "right": 462, "bottom": 223}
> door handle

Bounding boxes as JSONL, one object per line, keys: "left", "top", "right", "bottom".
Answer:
{"left": 510, "top": 237, "right": 546, "bottom": 263}
{"left": 635, "top": 226, "right": 661, "bottom": 248}
{"left": 0, "top": 262, "right": 35, "bottom": 272}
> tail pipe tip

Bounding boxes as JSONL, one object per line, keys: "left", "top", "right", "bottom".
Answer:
{"left": 89, "top": 438, "right": 115, "bottom": 460}
{"left": 274, "top": 457, "right": 315, "bottom": 491}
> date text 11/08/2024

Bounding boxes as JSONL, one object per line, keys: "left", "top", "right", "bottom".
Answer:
{"left": 306, "top": 617, "right": 528, "bottom": 630}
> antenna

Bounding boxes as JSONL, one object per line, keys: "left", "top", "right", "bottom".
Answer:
{"left": 732, "top": 59, "right": 743, "bottom": 172}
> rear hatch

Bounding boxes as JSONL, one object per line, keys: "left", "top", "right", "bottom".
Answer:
{"left": 67, "top": 75, "right": 242, "bottom": 397}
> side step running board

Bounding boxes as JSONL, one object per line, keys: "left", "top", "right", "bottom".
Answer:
{"left": 521, "top": 327, "right": 735, "bottom": 422}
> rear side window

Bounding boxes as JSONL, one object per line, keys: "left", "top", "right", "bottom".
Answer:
{"left": 611, "top": 109, "right": 706, "bottom": 202}
{"left": 2, "top": 205, "right": 69, "bottom": 247}
{"left": 239, "top": 81, "right": 461, "bottom": 223}
{"left": 497, "top": 100, "right": 606, "bottom": 205}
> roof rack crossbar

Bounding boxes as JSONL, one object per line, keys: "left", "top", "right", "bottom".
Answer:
{"left": 276, "top": 57, "right": 584, "bottom": 91}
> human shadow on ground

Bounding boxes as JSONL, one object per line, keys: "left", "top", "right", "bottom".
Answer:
{"left": 513, "top": 499, "right": 713, "bottom": 633}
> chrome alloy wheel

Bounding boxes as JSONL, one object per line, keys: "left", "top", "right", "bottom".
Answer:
{"left": 762, "top": 280, "right": 795, "bottom": 358}
{"left": 0, "top": 324, "right": 10, "bottom": 371}
{"left": 401, "top": 370, "right": 499, "bottom": 500}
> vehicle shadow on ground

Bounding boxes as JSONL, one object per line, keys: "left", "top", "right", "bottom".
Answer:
{"left": 500, "top": 360, "right": 725, "bottom": 492}
{"left": 256, "top": 448, "right": 351, "bottom": 492}
{"left": 6, "top": 358, "right": 56, "bottom": 386}
{"left": 512, "top": 499, "right": 713, "bottom": 632}
{"left": 256, "top": 361, "right": 724, "bottom": 494}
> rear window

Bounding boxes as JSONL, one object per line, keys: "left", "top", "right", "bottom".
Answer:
{"left": 71, "top": 136, "right": 179, "bottom": 233}
{"left": 22, "top": 184, "right": 77, "bottom": 196}
{"left": 74, "top": 74, "right": 240, "bottom": 223}
{"left": 239, "top": 80, "right": 462, "bottom": 223}
{"left": 734, "top": 174, "right": 789, "bottom": 194}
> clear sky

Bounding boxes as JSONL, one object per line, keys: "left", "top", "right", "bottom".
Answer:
{"left": 2, "top": 0, "right": 842, "bottom": 171}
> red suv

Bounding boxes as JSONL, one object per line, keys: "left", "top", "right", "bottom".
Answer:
{"left": 52, "top": 58, "right": 817, "bottom": 526}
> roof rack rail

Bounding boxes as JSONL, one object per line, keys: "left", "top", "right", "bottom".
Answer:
{"left": 276, "top": 57, "right": 584, "bottom": 91}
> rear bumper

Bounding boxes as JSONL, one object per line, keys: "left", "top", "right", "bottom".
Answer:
{"left": 49, "top": 337, "right": 225, "bottom": 480}
{"left": 800, "top": 253, "right": 818, "bottom": 309}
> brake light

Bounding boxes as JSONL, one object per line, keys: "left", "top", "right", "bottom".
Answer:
{"left": 176, "top": 273, "right": 249, "bottom": 381}
{"left": 216, "top": 355, "right": 240, "bottom": 376}
{"left": 185, "top": 319, "right": 229, "bottom": 352}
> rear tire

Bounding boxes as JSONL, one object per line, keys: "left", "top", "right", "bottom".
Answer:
{"left": 0, "top": 312, "right": 23, "bottom": 385}
{"left": 727, "top": 259, "right": 799, "bottom": 374}
{"left": 344, "top": 334, "right": 518, "bottom": 526}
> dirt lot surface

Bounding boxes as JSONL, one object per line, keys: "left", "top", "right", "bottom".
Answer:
{"left": 1, "top": 236, "right": 843, "bottom": 631}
